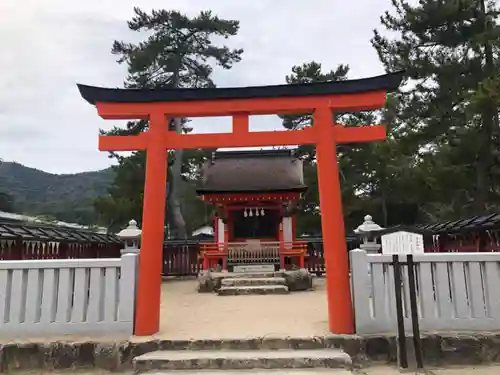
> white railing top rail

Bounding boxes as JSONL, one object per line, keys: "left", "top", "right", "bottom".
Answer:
{"left": 362, "top": 250, "right": 500, "bottom": 263}
{"left": 0, "top": 258, "right": 122, "bottom": 270}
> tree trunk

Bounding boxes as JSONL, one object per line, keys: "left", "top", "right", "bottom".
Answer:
{"left": 167, "top": 68, "right": 187, "bottom": 239}
{"left": 475, "top": 0, "right": 496, "bottom": 213}
{"left": 476, "top": 115, "right": 493, "bottom": 213}
{"left": 380, "top": 183, "right": 389, "bottom": 227}
{"left": 169, "top": 118, "right": 187, "bottom": 239}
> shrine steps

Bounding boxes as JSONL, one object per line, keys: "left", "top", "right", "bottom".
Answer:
{"left": 217, "top": 273, "right": 289, "bottom": 295}
{"left": 197, "top": 269, "right": 313, "bottom": 294}
{"left": 133, "top": 348, "right": 351, "bottom": 372}
{"left": 223, "top": 271, "right": 283, "bottom": 278}
{"left": 135, "top": 370, "right": 353, "bottom": 375}
{"left": 221, "top": 276, "right": 287, "bottom": 286}
{"left": 218, "top": 284, "right": 289, "bottom": 295}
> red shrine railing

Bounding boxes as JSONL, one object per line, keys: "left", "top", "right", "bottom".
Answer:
{"left": 5, "top": 213, "right": 500, "bottom": 278}
{"left": 199, "top": 241, "right": 308, "bottom": 271}
{"left": 0, "top": 220, "right": 122, "bottom": 260}
{"left": 161, "top": 238, "right": 332, "bottom": 276}
{"left": 402, "top": 213, "right": 500, "bottom": 253}
{"left": 161, "top": 214, "right": 500, "bottom": 276}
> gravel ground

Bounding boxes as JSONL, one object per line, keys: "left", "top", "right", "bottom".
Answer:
{"left": 148, "top": 276, "right": 330, "bottom": 340}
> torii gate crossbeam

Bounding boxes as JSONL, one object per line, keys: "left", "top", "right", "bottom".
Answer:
{"left": 78, "top": 71, "right": 404, "bottom": 336}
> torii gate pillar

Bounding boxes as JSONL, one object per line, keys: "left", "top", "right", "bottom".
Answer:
{"left": 315, "top": 107, "right": 353, "bottom": 331}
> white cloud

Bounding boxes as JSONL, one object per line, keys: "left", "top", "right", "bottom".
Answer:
{"left": 0, "top": 0, "right": 392, "bottom": 174}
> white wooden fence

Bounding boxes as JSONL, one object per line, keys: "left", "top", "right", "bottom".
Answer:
{"left": 350, "top": 249, "right": 500, "bottom": 334}
{"left": 0, "top": 254, "right": 138, "bottom": 337}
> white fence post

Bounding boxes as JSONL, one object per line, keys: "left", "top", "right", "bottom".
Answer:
{"left": 119, "top": 253, "right": 138, "bottom": 326}
{"left": 349, "top": 249, "right": 372, "bottom": 333}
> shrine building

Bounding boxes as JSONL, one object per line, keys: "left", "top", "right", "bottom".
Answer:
{"left": 196, "top": 149, "right": 308, "bottom": 271}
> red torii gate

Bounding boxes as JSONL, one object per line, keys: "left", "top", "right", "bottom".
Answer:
{"left": 78, "top": 71, "right": 403, "bottom": 336}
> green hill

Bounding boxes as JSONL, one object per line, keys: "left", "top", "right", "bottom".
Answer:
{"left": 0, "top": 162, "right": 114, "bottom": 224}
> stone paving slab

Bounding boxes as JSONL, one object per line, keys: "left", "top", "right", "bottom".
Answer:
{"left": 212, "top": 272, "right": 284, "bottom": 279}
{"left": 221, "top": 277, "right": 287, "bottom": 286}
{"left": 134, "top": 348, "right": 351, "bottom": 371}
{"left": 364, "top": 365, "right": 500, "bottom": 374}
{"left": 217, "top": 285, "right": 290, "bottom": 295}
{"left": 142, "top": 370, "right": 353, "bottom": 375}
{"left": 134, "top": 349, "right": 349, "bottom": 361}
{"left": 8, "top": 365, "right": 500, "bottom": 374}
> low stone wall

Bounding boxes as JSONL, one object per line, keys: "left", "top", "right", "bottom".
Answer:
{"left": 1, "top": 333, "right": 500, "bottom": 372}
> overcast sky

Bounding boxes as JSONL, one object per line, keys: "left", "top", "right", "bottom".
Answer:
{"left": 0, "top": 0, "right": 394, "bottom": 174}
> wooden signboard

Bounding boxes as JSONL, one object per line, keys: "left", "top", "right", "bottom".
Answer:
{"left": 381, "top": 231, "right": 424, "bottom": 255}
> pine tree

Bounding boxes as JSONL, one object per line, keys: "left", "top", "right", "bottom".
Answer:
{"left": 279, "top": 62, "right": 418, "bottom": 232}
{"left": 372, "top": 0, "right": 500, "bottom": 214}
{"left": 97, "top": 8, "right": 243, "bottom": 235}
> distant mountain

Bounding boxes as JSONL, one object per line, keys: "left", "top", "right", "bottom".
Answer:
{"left": 0, "top": 162, "right": 114, "bottom": 224}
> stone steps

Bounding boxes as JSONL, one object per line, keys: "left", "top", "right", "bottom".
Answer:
{"left": 133, "top": 348, "right": 352, "bottom": 372}
{"left": 198, "top": 269, "right": 313, "bottom": 293}
{"left": 221, "top": 271, "right": 284, "bottom": 279}
{"left": 217, "top": 284, "right": 289, "bottom": 295}
{"left": 136, "top": 370, "right": 353, "bottom": 375}
{"left": 147, "top": 336, "right": 360, "bottom": 351}
{"left": 221, "top": 277, "right": 287, "bottom": 287}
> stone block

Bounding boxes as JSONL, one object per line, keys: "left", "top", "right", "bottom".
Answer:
{"left": 283, "top": 268, "right": 313, "bottom": 291}
{"left": 49, "top": 342, "right": 94, "bottom": 369}
{"left": 326, "top": 335, "right": 366, "bottom": 366}
{"left": 132, "top": 348, "right": 352, "bottom": 371}
{"left": 1, "top": 343, "right": 46, "bottom": 371}
{"left": 120, "top": 339, "right": 159, "bottom": 367}
{"left": 197, "top": 271, "right": 223, "bottom": 293}
{"left": 438, "top": 334, "right": 500, "bottom": 365}
{"left": 94, "top": 343, "right": 121, "bottom": 371}
{"left": 221, "top": 277, "right": 286, "bottom": 287}
{"left": 363, "top": 336, "right": 395, "bottom": 363}
{"left": 217, "top": 285, "right": 289, "bottom": 295}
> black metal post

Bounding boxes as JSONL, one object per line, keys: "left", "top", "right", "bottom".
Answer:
{"left": 392, "top": 254, "right": 408, "bottom": 369}
{"left": 407, "top": 255, "right": 424, "bottom": 368}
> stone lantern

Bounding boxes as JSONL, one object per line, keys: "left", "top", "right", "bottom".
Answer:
{"left": 117, "top": 219, "right": 142, "bottom": 255}
{"left": 354, "top": 214, "right": 384, "bottom": 255}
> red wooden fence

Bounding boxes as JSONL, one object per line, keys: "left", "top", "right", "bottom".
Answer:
{"left": 0, "top": 221, "right": 122, "bottom": 260}
{"left": 162, "top": 241, "right": 201, "bottom": 276}
{"left": 4, "top": 213, "right": 500, "bottom": 277}
{"left": 161, "top": 238, "right": 339, "bottom": 276}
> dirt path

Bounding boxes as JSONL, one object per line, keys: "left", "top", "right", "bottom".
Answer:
{"left": 150, "top": 277, "right": 330, "bottom": 340}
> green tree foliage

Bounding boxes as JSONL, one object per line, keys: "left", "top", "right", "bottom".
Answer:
{"left": 279, "top": 62, "right": 420, "bottom": 234}
{"left": 278, "top": 62, "right": 350, "bottom": 234}
{"left": 372, "top": 0, "right": 500, "bottom": 215}
{"left": 96, "top": 7, "right": 243, "bottom": 234}
{"left": 0, "top": 191, "right": 15, "bottom": 213}
{"left": 288, "top": 0, "right": 500, "bottom": 234}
